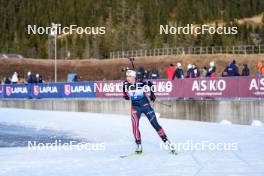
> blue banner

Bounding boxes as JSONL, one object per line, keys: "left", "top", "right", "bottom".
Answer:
{"left": 63, "top": 82, "right": 95, "bottom": 98}
{"left": 1, "top": 82, "right": 95, "bottom": 99}
{"left": 3, "top": 84, "right": 31, "bottom": 99}
{"left": 32, "top": 83, "right": 63, "bottom": 98}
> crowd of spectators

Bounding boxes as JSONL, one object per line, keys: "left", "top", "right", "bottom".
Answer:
{"left": 125, "top": 60, "right": 264, "bottom": 81}
{"left": 124, "top": 65, "right": 161, "bottom": 81}
{"left": 2, "top": 60, "right": 264, "bottom": 85}
{"left": 1, "top": 71, "right": 44, "bottom": 85}
{"left": 166, "top": 60, "right": 264, "bottom": 80}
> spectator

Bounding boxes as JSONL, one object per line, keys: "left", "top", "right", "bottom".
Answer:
{"left": 4, "top": 77, "right": 11, "bottom": 84}
{"left": 256, "top": 62, "right": 264, "bottom": 77}
{"left": 166, "top": 64, "right": 176, "bottom": 80}
{"left": 193, "top": 64, "right": 200, "bottom": 78}
{"left": 122, "top": 67, "right": 130, "bottom": 77}
{"left": 222, "top": 64, "right": 229, "bottom": 77}
{"left": 35, "top": 74, "right": 43, "bottom": 83}
{"left": 35, "top": 74, "right": 39, "bottom": 83}
{"left": 144, "top": 69, "right": 149, "bottom": 79}
{"left": 206, "top": 61, "right": 216, "bottom": 77}
{"left": 150, "top": 67, "right": 160, "bottom": 79}
{"left": 11, "top": 72, "right": 18, "bottom": 84}
{"left": 39, "top": 75, "right": 44, "bottom": 83}
{"left": 227, "top": 60, "right": 240, "bottom": 76}
{"left": 241, "top": 64, "right": 250, "bottom": 76}
{"left": 27, "top": 71, "right": 34, "bottom": 84}
{"left": 201, "top": 67, "right": 208, "bottom": 77}
{"left": 73, "top": 74, "right": 80, "bottom": 82}
{"left": 186, "top": 64, "right": 195, "bottom": 78}
{"left": 173, "top": 63, "right": 184, "bottom": 79}
{"left": 137, "top": 65, "right": 146, "bottom": 81}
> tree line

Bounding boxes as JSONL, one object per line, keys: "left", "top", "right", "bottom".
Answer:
{"left": 0, "top": 0, "right": 263, "bottom": 59}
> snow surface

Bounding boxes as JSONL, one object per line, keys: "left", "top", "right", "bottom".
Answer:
{"left": 0, "top": 108, "right": 264, "bottom": 176}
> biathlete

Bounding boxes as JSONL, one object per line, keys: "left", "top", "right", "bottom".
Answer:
{"left": 123, "top": 69, "right": 176, "bottom": 154}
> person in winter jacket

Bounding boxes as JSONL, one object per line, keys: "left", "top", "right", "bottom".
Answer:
{"left": 166, "top": 64, "right": 176, "bottom": 80}
{"left": 241, "top": 64, "right": 250, "bottom": 76}
{"left": 4, "top": 77, "right": 11, "bottom": 84}
{"left": 227, "top": 60, "right": 240, "bottom": 76}
{"left": 206, "top": 61, "right": 216, "bottom": 77}
{"left": 256, "top": 62, "right": 264, "bottom": 77}
{"left": 222, "top": 64, "right": 229, "bottom": 77}
{"left": 27, "top": 72, "right": 35, "bottom": 84}
{"left": 193, "top": 64, "right": 200, "bottom": 78}
{"left": 11, "top": 72, "right": 18, "bottom": 84}
{"left": 172, "top": 63, "right": 184, "bottom": 79}
{"left": 150, "top": 67, "right": 160, "bottom": 79}
{"left": 186, "top": 64, "right": 195, "bottom": 78}
{"left": 201, "top": 67, "right": 208, "bottom": 77}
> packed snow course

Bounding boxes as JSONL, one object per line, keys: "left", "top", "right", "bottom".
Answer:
{"left": 0, "top": 108, "right": 264, "bottom": 176}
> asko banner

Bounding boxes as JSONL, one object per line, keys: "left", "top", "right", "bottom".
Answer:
{"left": 63, "top": 82, "right": 96, "bottom": 98}
{"left": 238, "top": 77, "right": 264, "bottom": 98}
{"left": 32, "top": 83, "right": 62, "bottom": 98}
{"left": 182, "top": 77, "right": 238, "bottom": 98}
{"left": 94, "top": 77, "right": 264, "bottom": 99}
{"left": 94, "top": 80, "right": 177, "bottom": 98}
{"left": 94, "top": 80, "right": 123, "bottom": 98}
{"left": 3, "top": 84, "right": 31, "bottom": 98}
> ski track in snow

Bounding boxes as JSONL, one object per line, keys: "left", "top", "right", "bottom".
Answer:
{"left": 0, "top": 108, "right": 264, "bottom": 176}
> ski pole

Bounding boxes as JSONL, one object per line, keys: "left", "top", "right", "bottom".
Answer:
{"left": 128, "top": 57, "right": 135, "bottom": 69}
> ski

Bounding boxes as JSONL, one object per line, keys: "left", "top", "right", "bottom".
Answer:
{"left": 120, "top": 150, "right": 177, "bottom": 158}
{"left": 120, "top": 152, "right": 144, "bottom": 158}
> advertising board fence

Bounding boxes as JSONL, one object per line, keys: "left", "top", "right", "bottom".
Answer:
{"left": 0, "top": 77, "right": 264, "bottom": 99}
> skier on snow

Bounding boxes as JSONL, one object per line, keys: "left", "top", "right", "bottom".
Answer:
{"left": 123, "top": 69, "right": 176, "bottom": 154}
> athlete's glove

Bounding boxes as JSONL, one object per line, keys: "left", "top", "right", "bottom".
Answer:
{"left": 150, "top": 94, "right": 156, "bottom": 102}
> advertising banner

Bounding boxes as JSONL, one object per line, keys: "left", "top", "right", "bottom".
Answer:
{"left": 238, "top": 77, "right": 264, "bottom": 98}
{"left": 63, "top": 82, "right": 96, "bottom": 98}
{"left": 0, "top": 85, "right": 3, "bottom": 98}
{"left": 94, "top": 80, "right": 123, "bottom": 98}
{"left": 3, "top": 84, "right": 31, "bottom": 98}
{"left": 32, "top": 83, "right": 62, "bottom": 98}
{"left": 149, "top": 80, "right": 182, "bottom": 98}
{"left": 182, "top": 77, "right": 238, "bottom": 98}
{"left": 1, "top": 77, "right": 264, "bottom": 99}
{"left": 94, "top": 80, "right": 178, "bottom": 98}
